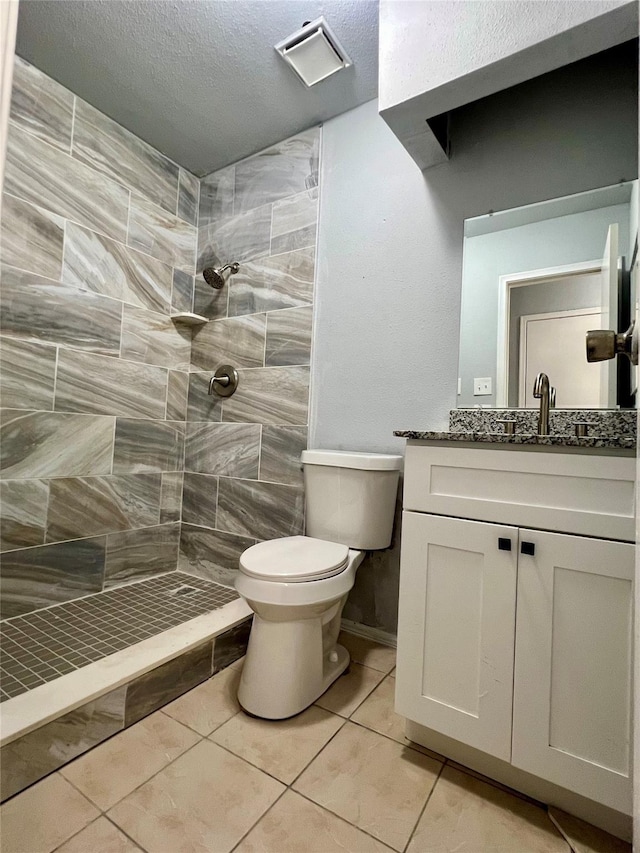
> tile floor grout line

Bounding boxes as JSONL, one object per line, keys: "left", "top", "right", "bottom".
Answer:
{"left": 346, "top": 715, "right": 444, "bottom": 762}
{"left": 402, "top": 757, "right": 447, "bottom": 853}
{"left": 291, "top": 787, "right": 406, "bottom": 853}
{"left": 83, "top": 726, "right": 208, "bottom": 816}
{"left": 103, "top": 812, "right": 152, "bottom": 853}
{"left": 228, "top": 788, "right": 289, "bottom": 853}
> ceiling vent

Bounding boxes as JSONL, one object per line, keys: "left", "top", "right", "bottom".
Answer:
{"left": 275, "top": 17, "right": 352, "bottom": 88}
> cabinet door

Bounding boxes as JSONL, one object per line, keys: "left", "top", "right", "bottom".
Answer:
{"left": 512, "top": 530, "right": 633, "bottom": 813}
{"left": 395, "top": 512, "right": 518, "bottom": 761}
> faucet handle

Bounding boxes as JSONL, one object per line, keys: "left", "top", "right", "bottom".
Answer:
{"left": 496, "top": 419, "right": 517, "bottom": 435}
{"left": 549, "top": 387, "right": 557, "bottom": 408}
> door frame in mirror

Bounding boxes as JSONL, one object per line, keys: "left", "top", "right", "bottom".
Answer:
{"left": 496, "top": 259, "right": 602, "bottom": 407}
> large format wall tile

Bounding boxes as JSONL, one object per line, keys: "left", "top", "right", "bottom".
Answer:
{"left": 0, "top": 687, "right": 126, "bottom": 801}
{"left": 63, "top": 222, "right": 172, "bottom": 311}
{"left": 221, "top": 366, "right": 309, "bottom": 425}
{"left": 197, "top": 204, "right": 271, "bottom": 272}
{"left": 0, "top": 479, "right": 49, "bottom": 551}
{"left": 104, "top": 523, "right": 180, "bottom": 588}
{"left": 0, "top": 265, "right": 122, "bottom": 354}
{"left": 171, "top": 269, "right": 194, "bottom": 314}
{"left": 46, "top": 475, "right": 162, "bottom": 542}
{"left": 191, "top": 314, "right": 266, "bottom": 371}
{"left": 182, "top": 473, "right": 218, "bottom": 528}
{"left": 113, "top": 419, "right": 184, "bottom": 473}
{"left": 166, "top": 370, "right": 189, "bottom": 421}
{"left": 185, "top": 423, "right": 260, "bottom": 478}
{"left": 178, "top": 169, "right": 199, "bottom": 226}
{"left": 265, "top": 306, "right": 313, "bottom": 366}
{"left": 199, "top": 165, "right": 234, "bottom": 227}
{"left": 234, "top": 128, "right": 319, "bottom": 214}
{"left": 5, "top": 124, "right": 129, "bottom": 242}
{"left": 270, "top": 188, "right": 318, "bottom": 255}
{"left": 160, "top": 472, "right": 183, "bottom": 523}
{"left": 128, "top": 195, "right": 196, "bottom": 272}
{"left": 217, "top": 478, "right": 304, "bottom": 539}
{"left": 72, "top": 100, "right": 179, "bottom": 214}
{"left": 0, "top": 536, "right": 106, "bottom": 618}
{"left": 1, "top": 194, "right": 64, "bottom": 279}
{"left": 193, "top": 275, "right": 229, "bottom": 320}
{"left": 179, "top": 524, "right": 254, "bottom": 587}
{"left": 0, "top": 338, "right": 57, "bottom": 410}
{"left": 186, "top": 372, "right": 223, "bottom": 422}
{"left": 227, "top": 248, "right": 314, "bottom": 317}
{"left": 121, "top": 303, "right": 191, "bottom": 370}
{"left": 55, "top": 350, "right": 167, "bottom": 419}
{"left": 213, "top": 619, "right": 252, "bottom": 672}
{"left": 260, "top": 426, "right": 307, "bottom": 486}
{"left": 9, "top": 56, "right": 74, "bottom": 153}
{"left": 124, "top": 641, "right": 213, "bottom": 725}
{"left": 0, "top": 411, "right": 114, "bottom": 479}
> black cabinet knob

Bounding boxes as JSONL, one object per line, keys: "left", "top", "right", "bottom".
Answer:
{"left": 521, "top": 541, "right": 536, "bottom": 556}
{"left": 498, "top": 538, "right": 512, "bottom": 551}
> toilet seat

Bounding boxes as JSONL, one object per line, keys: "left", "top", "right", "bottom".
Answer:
{"left": 239, "top": 535, "right": 350, "bottom": 582}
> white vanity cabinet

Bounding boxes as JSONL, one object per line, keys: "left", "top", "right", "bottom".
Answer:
{"left": 395, "top": 442, "right": 635, "bottom": 815}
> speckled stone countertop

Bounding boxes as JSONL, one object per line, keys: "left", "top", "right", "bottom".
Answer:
{"left": 393, "top": 430, "right": 635, "bottom": 449}
{"left": 394, "top": 408, "right": 636, "bottom": 450}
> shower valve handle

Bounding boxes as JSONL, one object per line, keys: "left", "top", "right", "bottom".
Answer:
{"left": 208, "top": 365, "right": 239, "bottom": 397}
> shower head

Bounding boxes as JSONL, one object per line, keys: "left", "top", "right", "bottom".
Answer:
{"left": 202, "top": 262, "right": 240, "bottom": 289}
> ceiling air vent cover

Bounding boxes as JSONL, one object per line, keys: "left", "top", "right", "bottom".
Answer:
{"left": 275, "top": 17, "right": 352, "bottom": 87}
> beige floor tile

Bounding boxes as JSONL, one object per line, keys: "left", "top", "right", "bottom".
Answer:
{"left": 55, "top": 817, "right": 142, "bottom": 853}
{"left": 61, "top": 710, "right": 200, "bottom": 810}
{"left": 210, "top": 704, "right": 344, "bottom": 784}
{"left": 339, "top": 632, "right": 397, "bottom": 674}
{"left": 315, "top": 662, "right": 385, "bottom": 717}
{"left": 108, "top": 739, "right": 284, "bottom": 853}
{"left": 407, "top": 765, "right": 570, "bottom": 853}
{"left": 163, "top": 665, "right": 241, "bottom": 735}
{"left": 549, "top": 807, "right": 632, "bottom": 853}
{"left": 0, "top": 773, "right": 99, "bottom": 853}
{"left": 293, "top": 721, "right": 442, "bottom": 852}
{"left": 235, "top": 789, "right": 394, "bottom": 853}
{"left": 352, "top": 675, "right": 445, "bottom": 761}
{"left": 446, "top": 760, "right": 542, "bottom": 805}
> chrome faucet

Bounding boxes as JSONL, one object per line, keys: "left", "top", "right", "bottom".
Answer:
{"left": 533, "top": 373, "right": 551, "bottom": 435}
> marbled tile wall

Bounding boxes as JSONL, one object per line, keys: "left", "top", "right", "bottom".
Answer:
{"left": 0, "top": 57, "right": 199, "bottom": 619}
{"left": 179, "top": 129, "right": 319, "bottom": 585}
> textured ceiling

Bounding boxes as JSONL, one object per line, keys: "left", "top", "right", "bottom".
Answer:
{"left": 15, "top": 0, "right": 379, "bottom": 175}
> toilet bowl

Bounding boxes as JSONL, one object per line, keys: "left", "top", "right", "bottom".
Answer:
{"left": 235, "top": 450, "right": 402, "bottom": 720}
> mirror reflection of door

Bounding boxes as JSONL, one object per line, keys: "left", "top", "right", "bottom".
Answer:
{"left": 458, "top": 181, "right": 636, "bottom": 410}
{"left": 519, "top": 306, "right": 602, "bottom": 407}
{"left": 503, "top": 265, "right": 602, "bottom": 407}
{"left": 505, "top": 224, "right": 619, "bottom": 408}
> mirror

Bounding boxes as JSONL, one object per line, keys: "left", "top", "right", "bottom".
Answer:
{"left": 458, "top": 182, "right": 638, "bottom": 409}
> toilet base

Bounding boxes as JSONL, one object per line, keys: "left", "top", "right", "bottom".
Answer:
{"left": 237, "top": 601, "right": 350, "bottom": 719}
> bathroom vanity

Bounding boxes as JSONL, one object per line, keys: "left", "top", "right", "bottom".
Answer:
{"left": 393, "top": 428, "right": 634, "bottom": 835}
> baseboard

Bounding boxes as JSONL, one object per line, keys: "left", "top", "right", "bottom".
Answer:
{"left": 340, "top": 619, "right": 397, "bottom": 648}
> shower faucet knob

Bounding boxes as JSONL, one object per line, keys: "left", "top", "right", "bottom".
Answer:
{"left": 208, "top": 365, "right": 239, "bottom": 397}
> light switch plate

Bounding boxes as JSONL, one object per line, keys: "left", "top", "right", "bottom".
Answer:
{"left": 474, "top": 377, "right": 492, "bottom": 396}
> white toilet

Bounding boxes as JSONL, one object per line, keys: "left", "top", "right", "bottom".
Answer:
{"left": 235, "top": 449, "right": 402, "bottom": 719}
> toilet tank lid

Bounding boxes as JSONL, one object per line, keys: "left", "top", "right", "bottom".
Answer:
{"left": 301, "top": 450, "right": 403, "bottom": 471}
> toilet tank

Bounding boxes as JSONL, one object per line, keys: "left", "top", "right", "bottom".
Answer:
{"left": 301, "top": 450, "right": 403, "bottom": 550}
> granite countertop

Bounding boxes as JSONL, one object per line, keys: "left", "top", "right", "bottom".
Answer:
{"left": 393, "top": 430, "right": 636, "bottom": 449}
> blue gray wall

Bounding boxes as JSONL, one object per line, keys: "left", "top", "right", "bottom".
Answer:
{"left": 313, "top": 42, "right": 638, "bottom": 635}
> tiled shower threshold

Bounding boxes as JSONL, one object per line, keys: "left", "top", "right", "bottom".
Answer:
{"left": 0, "top": 572, "right": 251, "bottom": 749}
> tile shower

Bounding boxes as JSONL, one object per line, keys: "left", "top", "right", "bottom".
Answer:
{"left": 0, "top": 55, "right": 321, "bottom": 800}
